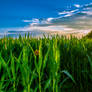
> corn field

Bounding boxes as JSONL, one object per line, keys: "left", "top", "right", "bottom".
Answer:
{"left": 0, "top": 35, "right": 92, "bottom": 92}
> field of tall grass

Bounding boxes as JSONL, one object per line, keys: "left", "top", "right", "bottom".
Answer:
{"left": 0, "top": 34, "right": 92, "bottom": 92}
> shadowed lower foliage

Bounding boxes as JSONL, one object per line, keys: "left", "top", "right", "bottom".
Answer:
{"left": 85, "top": 31, "right": 92, "bottom": 39}
{"left": 0, "top": 35, "right": 92, "bottom": 92}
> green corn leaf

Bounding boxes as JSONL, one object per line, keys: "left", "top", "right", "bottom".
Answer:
{"left": 44, "top": 78, "right": 51, "bottom": 91}
{"left": 61, "top": 70, "right": 76, "bottom": 84}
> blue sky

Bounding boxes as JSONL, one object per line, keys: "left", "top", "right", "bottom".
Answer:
{"left": 0, "top": 0, "right": 92, "bottom": 18}
{"left": 0, "top": 0, "right": 92, "bottom": 36}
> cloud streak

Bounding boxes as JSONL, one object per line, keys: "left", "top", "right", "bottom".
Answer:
{"left": 5, "top": 2, "right": 91, "bottom": 36}
{"left": 74, "top": 4, "right": 81, "bottom": 8}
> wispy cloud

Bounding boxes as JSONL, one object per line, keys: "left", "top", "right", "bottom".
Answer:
{"left": 58, "top": 11, "right": 71, "bottom": 15}
{"left": 58, "top": 9, "right": 79, "bottom": 18}
{"left": 23, "top": 20, "right": 32, "bottom": 23}
{"left": 74, "top": 4, "right": 81, "bottom": 8}
{"left": 30, "top": 18, "right": 54, "bottom": 27}
{"left": 23, "top": 18, "right": 40, "bottom": 23}
{"left": 20, "top": 2, "right": 92, "bottom": 34}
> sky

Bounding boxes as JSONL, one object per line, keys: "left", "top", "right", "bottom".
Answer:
{"left": 0, "top": 0, "right": 92, "bottom": 18}
{"left": 0, "top": 0, "right": 92, "bottom": 36}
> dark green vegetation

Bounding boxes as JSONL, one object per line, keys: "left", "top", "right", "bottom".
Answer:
{"left": 85, "top": 31, "right": 92, "bottom": 39}
{"left": 0, "top": 35, "right": 92, "bottom": 92}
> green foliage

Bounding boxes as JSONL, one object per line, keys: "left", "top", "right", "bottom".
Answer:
{"left": 0, "top": 35, "right": 92, "bottom": 92}
{"left": 84, "top": 31, "right": 92, "bottom": 39}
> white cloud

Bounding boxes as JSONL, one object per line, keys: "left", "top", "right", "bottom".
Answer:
{"left": 30, "top": 23, "right": 39, "bottom": 26}
{"left": 30, "top": 25, "right": 75, "bottom": 32}
{"left": 74, "top": 4, "right": 81, "bottom": 8}
{"left": 23, "top": 18, "right": 40, "bottom": 23}
{"left": 22, "top": 2, "right": 92, "bottom": 34}
{"left": 47, "top": 18, "right": 54, "bottom": 22}
{"left": 58, "top": 9, "right": 79, "bottom": 18}
{"left": 71, "top": 9, "right": 79, "bottom": 13}
{"left": 23, "top": 20, "right": 32, "bottom": 23}
{"left": 64, "top": 14, "right": 73, "bottom": 17}
{"left": 0, "top": 27, "right": 32, "bottom": 32}
{"left": 58, "top": 11, "right": 70, "bottom": 15}
{"left": 30, "top": 18, "right": 54, "bottom": 27}
{"left": 31, "top": 18, "right": 39, "bottom": 23}
{"left": 58, "top": 9, "right": 78, "bottom": 16}
{"left": 82, "top": 11, "right": 92, "bottom": 15}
